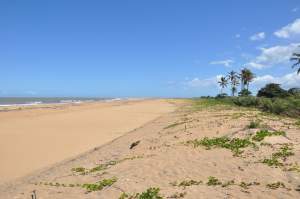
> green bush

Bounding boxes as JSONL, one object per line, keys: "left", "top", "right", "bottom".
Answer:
{"left": 248, "top": 120, "right": 260, "bottom": 129}
{"left": 257, "top": 83, "right": 289, "bottom": 98}
{"left": 233, "top": 96, "right": 258, "bottom": 107}
{"left": 238, "top": 89, "right": 252, "bottom": 96}
{"left": 232, "top": 96, "right": 300, "bottom": 118}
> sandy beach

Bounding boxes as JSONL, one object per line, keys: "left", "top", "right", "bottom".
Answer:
{"left": 0, "top": 99, "right": 176, "bottom": 184}
{"left": 1, "top": 99, "right": 300, "bottom": 199}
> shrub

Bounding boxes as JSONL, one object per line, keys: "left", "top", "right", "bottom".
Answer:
{"left": 215, "top": 93, "right": 228, "bottom": 98}
{"left": 288, "top": 88, "right": 300, "bottom": 97}
{"left": 257, "top": 83, "right": 289, "bottom": 98}
{"left": 233, "top": 96, "right": 258, "bottom": 107}
{"left": 232, "top": 96, "right": 300, "bottom": 118}
{"left": 248, "top": 120, "right": 260, "bottom": 129}
{"left": 238, "top": 89, "right": 252, "bottom": 96}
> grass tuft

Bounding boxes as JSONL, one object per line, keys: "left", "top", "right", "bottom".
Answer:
{"left": 248, "top": 120, "right": 260, "bottom": 129}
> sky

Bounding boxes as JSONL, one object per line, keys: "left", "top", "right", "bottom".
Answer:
{"left": 1, "top": 0, "right": 300, "bottom": 97}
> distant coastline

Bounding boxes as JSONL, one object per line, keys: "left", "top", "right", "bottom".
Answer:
{"left": 0, "top": 97, "right": 116, "bottom": 107}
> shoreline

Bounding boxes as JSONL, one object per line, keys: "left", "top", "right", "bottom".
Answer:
{"left": 0, "top": 99, "right": 177, "bottom": 184}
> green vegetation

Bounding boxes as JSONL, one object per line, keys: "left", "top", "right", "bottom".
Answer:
{"left": 233, "top": 95, "right": 300, "bottom": 118}
{"left": 82, "top": 177, "right": 117, "bottom": 192}
{"left": 291, "top": 52, "right": 300, "bottom": 74}
{"left": 187, "top": 136, "right": 255, "bottom": 155}
{"left": 191, "top": 98, "right": 234, "bottom": 111}
{"left": 71, "top": 167, "right": 88, "bottom": 175}
{"left": 262, "top": 158, "right": 283, "bottom": 167}
{"left": 211, "top": 64, "right": 300, "bottom": 117}
{"left": 192, "top": 96, "right": 300, "bottom": 118}
{"left": 257, "top": 83, "right": 290, "bottom": 98}
{"left": 248, "top": 120, "right": 260, "bottom": 129}
{"left": 206, "top": 176, "right": 222, "bottom": 186}
{"left": 295, "top": 120, "right": 300, "bottom": 127}
{"left": 252, "top": 130, "right": 286, "bottom": 142}
{"left": 266, "top": 182, "right": 286, "bottom": 189}
{"left": 119, "top": 187, "right": 164, "bottom": 199}
{"left": 171, "top": 179, "right": 202, "bottom": 187}
{"left": 36, "top": 178, "right": 116, "bottom": 191}
{"left": 72, "top": 156, "right": 143, "bottom": 174}
{"left": 262, "top": 145, "right": 294, "bottom": 167}
{"left": 239, "top": 181, "right": 260, "bottom": 189}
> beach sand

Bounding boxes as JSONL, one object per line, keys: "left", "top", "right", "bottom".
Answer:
{"left": 1, "top": 99, "right": 300, "bottom": 198}
{"left": 0, "top": 99, "right": 176, "bottom": 184}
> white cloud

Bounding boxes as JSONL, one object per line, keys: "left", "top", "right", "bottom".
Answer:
{"left": 183, "top": 72, "right": 300, "bottom": 94}
{"left": 250, "top": 32, "right": 266, "bottom": 41}
{"left": 253, "top": 72, "right": 300, "bottom": 89}
{"left": 246, "top": 62, "right": 265, "bottom": 69}
{"left": 184, "top": 75, "right": 222, "bottom": 88}
{"left": 246, "top": 43, "right": 300, "bottom": 69}
{"left": 210, "top": 59, "right": 234, "bottom": 67}
{"left": 274, "top": 18, "right": 300, "bottom": 38}
{"left": 235, "top": 34, "right": 241, "bottom": 38}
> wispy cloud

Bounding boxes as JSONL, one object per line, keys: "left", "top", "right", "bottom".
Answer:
{"left": 210, "top": 59, "right": 234, "bottom": 67}
{"left": 274, "top": 18, "right": 300, "bottom": 38}
{"left": 245, "top": 43, "right": 300, "bottom": 69}
{"left": 235, "top": 34, "right": 241, "bottom": 38}
{"left": 253, "top": 72, "right": 300, "bottom": 89}
{"left": 250, "top": 32, "right": 266, "bottom": 41}
{"left": 184, "top": 75, "right": 222, "bottom": 89}
{"left": 292, "top": 7, "right": 299, "bottom": 12}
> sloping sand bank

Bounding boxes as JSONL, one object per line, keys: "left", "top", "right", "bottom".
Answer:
{"left": 0, "top": 99, "right": 176, "bottom": 184}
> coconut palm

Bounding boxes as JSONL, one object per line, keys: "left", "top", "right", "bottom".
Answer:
{"left": 240, "top": 68, "right": 255, "bottom": 91}
{"left": 227, "top": 71, "right": 240, "bottom": 96}
{"left": 218, "top": 76, "right": 228, "bottom": 94}
{"left": 290, "top": 53, "right": 300, "bottom": 74}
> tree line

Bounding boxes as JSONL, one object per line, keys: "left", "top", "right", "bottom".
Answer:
{"left": 217, "top": 50, "right": 300, "bottom": 97}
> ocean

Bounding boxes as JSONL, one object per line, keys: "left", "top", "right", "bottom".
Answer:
{"left": 0, "top": 97, "right": 115, "bottom": 106}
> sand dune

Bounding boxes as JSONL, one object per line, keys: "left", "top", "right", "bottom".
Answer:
{"left": 0, "top": 99, "right": 175, "bottom": 184}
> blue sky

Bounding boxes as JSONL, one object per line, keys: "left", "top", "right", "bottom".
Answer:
{"left": 1, "top": 0, "right": 300, "bottom": 97}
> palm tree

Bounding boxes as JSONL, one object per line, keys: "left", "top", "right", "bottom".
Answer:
{"left": 290, "top": 53, "right": 300, "bottom": 74}
{"left": 218, "top": 76, "right": 228, "bottom": 94}
{"left": 240, "top": 68, "right": 255, "bottom": 91}
{"left": 227, "top": 71, "right": 240, "bottom": 96}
